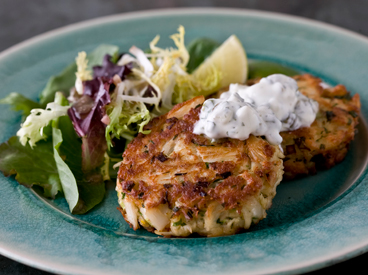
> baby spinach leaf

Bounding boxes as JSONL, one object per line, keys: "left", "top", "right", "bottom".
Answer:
{"left": 186, "top": 38, "right": 220, "bottom": 73}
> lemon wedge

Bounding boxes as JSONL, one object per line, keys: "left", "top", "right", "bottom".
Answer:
{"left": 192, "top": 35, "right": 248, "bottom": 90}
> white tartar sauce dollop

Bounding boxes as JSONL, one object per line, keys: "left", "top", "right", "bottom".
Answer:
{"left": 193, "top": 74, "right": 319, "bottom": 145}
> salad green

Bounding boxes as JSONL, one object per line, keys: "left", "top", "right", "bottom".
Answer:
{"left": 0, "top": 26, "right": 295, "bottom": 214}
{"left": 39, "top": 44, "right": 119, "bottom": 107}
{"left": 186, "top": 37, "right": 220, "bottom": 73}
{"left": 0, "top": 27, "right": 232, "bottom": 214}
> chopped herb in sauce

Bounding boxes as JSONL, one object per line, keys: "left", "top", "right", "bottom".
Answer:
{"left": 349, "top": 110, "right": 358, "bottom": 118}
{"left": 173, "top": 219, "right": 186, "bottom": 226}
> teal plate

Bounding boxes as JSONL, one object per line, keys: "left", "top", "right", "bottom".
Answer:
{"left": 1, "top": 8, "right": 368, "bottom": 275}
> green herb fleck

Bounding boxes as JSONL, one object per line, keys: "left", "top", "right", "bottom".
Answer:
{"left": 198, "top": 210, "right": 206, "bottom": 217}
{"left": 173, "top": 219, "right": 186, "bottom": 227}
{"left": 334, "top": 93, "right": 352, "bottom": 100}
{"left": 347, "top": 117, "right": 352, "bottom": 125}
{"left": 349, "top": 111, "right": 358, "bottom": 118}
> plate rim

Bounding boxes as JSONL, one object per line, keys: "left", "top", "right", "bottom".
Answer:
{"left": 2, "top": 7, "right": 368, "bottom": 60}
{"left": 1, "top": 7, "right": 368, "bottom": 275}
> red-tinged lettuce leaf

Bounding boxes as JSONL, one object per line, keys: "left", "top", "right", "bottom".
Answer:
{"left": 93, "top": 54, "right": 132, "bottom": 79}
{"left": 65, "top": 52, "right": 133, "bottom": 182}
{"left": 0, "top": 97, "right": 105, "bottom": 214}
{"left": 68, "top": 78, "right": 111, "bottom": 172}
{"left": 80, "top": 120, "right": 108, "bottom": 174}
{"left": 39, "top": 44, "right": 119, "bottom": 106}
{"left": 0, "top": 136, "right": 62, "bottom": 198}
{"left": 69, "top": 78, "right": 111, "bottom": 136}
{"left": 53, "top": 115, "right": 105, "bottom": 214}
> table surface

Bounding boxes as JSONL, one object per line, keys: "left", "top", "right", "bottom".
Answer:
{"left": 1, "top": 0, "right": 368, "bottom": 274}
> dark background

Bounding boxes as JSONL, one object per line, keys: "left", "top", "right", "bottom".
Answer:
{"left": 1, "top": 0, "right": 368, "bottom": 274}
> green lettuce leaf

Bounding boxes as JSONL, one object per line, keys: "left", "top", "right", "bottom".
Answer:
{"left": 52, "top": 95, "right": 106, "bottom": 214}
{"left": 86, "top": 44, "right": 120, "bottom": 68}
{"left": 52, "top": 126, "right": 79, "bottom": 212}
{"left": 0, "top": 136, "right": 62, "bottom": 198}
{"left": 52, "top": 119, "right": 105, "bottom": 215}
{"left": 0, "top": 92, "right": 105, "bottom": 214}
{"left": 248, "top": 60, "right": 300, "bottom": 79}
{"left": 38, "top": 62, "right": 76, "bottom": 107}
{"left": 0, "top": 92, "right": 42, "bottom": 118}
{"left": 39, "top": 44, "right": 119, "bottom": 106}
{"left": 186, "top": 38, "right": 220, "bottom": 73}
{"left": 72, "top": 179, "right": 106, "bottom": 214}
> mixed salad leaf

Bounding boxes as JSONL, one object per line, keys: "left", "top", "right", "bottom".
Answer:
{"left": 0, "top": 26, "right": 296, "bottom": 214}
{"left": 0, "top": 136, "right": 62, "bottom": 198}
{"left": 186, "top": 37, "right": 220, "bottom": 73}
{"left": 0, "top": 27, "right": 228, "bottom": 214}
{"left": 39, "top": 45, "right": 119, "bottom": 106}
{"left": 0, "top": 93, "right": 41, "bottom": 119}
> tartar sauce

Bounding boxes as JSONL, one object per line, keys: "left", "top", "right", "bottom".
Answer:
{"left": 193, "top": 74, "right": 319, "bottom": 145}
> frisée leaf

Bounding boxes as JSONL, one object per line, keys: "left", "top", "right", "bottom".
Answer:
{"left": 16, "top": 100, "right": 69, "bottom": 148}
{"left": 0, "top": 29, "right": 240, "bottom": 216}
{"left": 105, "top": 82, "right": 151, "bottom": 148}
{"left": 0, "top": 92, "right": 105, "bottom": 214}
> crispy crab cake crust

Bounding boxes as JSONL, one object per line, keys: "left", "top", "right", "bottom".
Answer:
{"left": 117, "top": 96, "right": 284, "bottom": 237}
{"left": 246, "top": 74, "right": 361, "bottom": 180}
{"left": 282, "top": 74, "right": 360, "bottom": 179}
{"left": 213, "top": 74, "right": 360, "bottom": 180}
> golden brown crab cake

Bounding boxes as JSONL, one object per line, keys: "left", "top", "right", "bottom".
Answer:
{"left": 248, "top": 74, "right": 361, "bottom": 180}
{"left": 280, "top": 75, "right": 360, "bottom": 180}
{"left": 116, "top": 96, "right": 284, "bottom": 237}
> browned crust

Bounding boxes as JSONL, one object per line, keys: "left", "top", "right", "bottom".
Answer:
{"left": 117, "top": 96, "right": 283, "bottom": 226}
{"left": 117, "top": 207, "right": 133, "bottom": 228}
{"left": 248, "top": 74, "right": 361, "bottom": 180}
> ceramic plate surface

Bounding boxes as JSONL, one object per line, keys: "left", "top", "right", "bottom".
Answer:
{"left": 0, "top": 8, "right": 368, "bottom": 275}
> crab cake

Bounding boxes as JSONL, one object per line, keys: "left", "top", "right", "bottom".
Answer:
{"left": 248, "top": 74, "right": 361, "bottom": 180}
{"left": 116, "top": 96, "right": 284, "bottom": 237}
